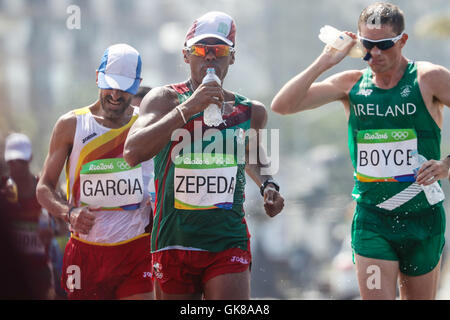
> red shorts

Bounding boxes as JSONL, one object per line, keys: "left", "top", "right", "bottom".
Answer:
{"left": 152, "top": 247, "right": 251, "bottom": 295}
{"left": 62, "top": 234, "right": 153, "bottom": 300}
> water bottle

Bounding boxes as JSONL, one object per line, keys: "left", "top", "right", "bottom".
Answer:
{"left": 202, "top": 68, "right": 224, "bottom": 127}
{"left": 318, "top": 25, "right": 364, "bottom": 58}
{"left": 413, "top": 152, "right": 445, "bottom": 205}
{"left": 5, "top": 177, "right": 18, "bottom": 203}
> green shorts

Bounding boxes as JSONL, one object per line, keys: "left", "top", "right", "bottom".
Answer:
{"left": 351, "top": 203, "right": 446, "bottom": 276}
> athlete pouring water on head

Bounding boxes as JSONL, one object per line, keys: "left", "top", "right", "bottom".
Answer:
{"left": 271, "top": 2, "right": 450, "bottom": 299}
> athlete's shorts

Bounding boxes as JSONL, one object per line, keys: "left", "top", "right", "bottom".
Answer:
{"left": 351, "top": 204, "right": 446, "bottom": 276}
{"left": 61, "top": 233, "right": 153, "bottom": 299}
{"left": 152, "top": 247, "right": 252, "bottom": 295}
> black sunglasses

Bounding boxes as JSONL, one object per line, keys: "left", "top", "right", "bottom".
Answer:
{"left": 358, "top": 32, "right": 404, "bottom": 51}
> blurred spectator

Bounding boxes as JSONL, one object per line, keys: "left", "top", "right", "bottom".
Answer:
{"left": 0, "top": 160, "right": 36, "bottom": 299}
{"left": 2, "top": 133, "right": 56, "bottom": 299}
{"left": 131, "top": 86, "right": 152, "bottom": 107}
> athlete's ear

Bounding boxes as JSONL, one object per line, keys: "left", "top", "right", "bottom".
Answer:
{"left": 399, "top": 33, "right": 408, "bottom": 49}
{"left": 96, "top": 70, "right": 99, "bottom": 85}
{"left": 229, "top": 50, "right": 235, "bottom": 65}
{"left": 182, "top": 48, "right": 190, "bottom": 64}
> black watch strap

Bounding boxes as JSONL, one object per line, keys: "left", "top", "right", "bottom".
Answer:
{"left": 260, "top": 178, "right": 280, "bottom": 196}
{"left": 67, "top": 206, "right": 76, "bottom": 223}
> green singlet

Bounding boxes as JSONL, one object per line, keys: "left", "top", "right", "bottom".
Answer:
{"left": 151, "top": 83, "right": 252, "bottom": 253}
{"left": 348, "top": 61, "right": 445, "bottom": 275}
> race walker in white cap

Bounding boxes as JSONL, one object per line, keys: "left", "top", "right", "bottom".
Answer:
{"left": 97, "top": 43, "right": 142, "bottom": 95}
{"left": 2, "top": 132, "right": 56, "bottom": 299}
{"left": 4, "top": 133, "right": 32, "bottom": 162}
{"left": 37, "top": 43, "right": 154, "bottom": 300}
{"left": 124, "top": 11, "right": 284, "bottom": 300}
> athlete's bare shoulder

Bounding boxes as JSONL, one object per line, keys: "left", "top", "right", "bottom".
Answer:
{"left": 341, "top": 69, "right": 365, "bottom": 80}
{"left": 330, "top": 69, "right": 364, "bottom": 85}
{"left": 416, "top": 60, "right": 448, "bottom": 72}
{"left": 57, "top": 108, "right": 78, "bottom": 131}
{"left": 249, "top": 99, "right": 268, "bottom": 130}
{"left": 416, "top": 61, "right": 450, "bottom": 105}
{"left": 323, "top": 69, "right": 365, "bottom": 94}
{"left": 49, "top": 107, "right": 85, "bottom": 149}
{"left": 416, "top": 60, "right": 450, "bottom": 83}
{"left": 139, "top": 84, "right": 181, "bottom": 116}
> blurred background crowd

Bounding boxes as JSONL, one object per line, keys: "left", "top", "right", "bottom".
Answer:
{"left": 0, "top": 0, "right": 449, "bottom": 299}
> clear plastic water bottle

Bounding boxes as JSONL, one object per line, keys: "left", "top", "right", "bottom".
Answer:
{"left": 202, "top": 68, "right": 224, "bottom": 127}
{"left": 413, "top": 152, "right": 445, "bottom": 205}
{"left": 318, "top": 25, "right": 364, "bottom": 58}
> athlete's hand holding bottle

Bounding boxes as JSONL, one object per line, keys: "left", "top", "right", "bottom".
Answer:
{"left": 180, "top": 76, "right": 224, "bottom": 121}
{"left": 319, "top": 31, "right": 359, "bottom": 69}
{"left": 415, "top": 155, "right": 450, "bottom": 189}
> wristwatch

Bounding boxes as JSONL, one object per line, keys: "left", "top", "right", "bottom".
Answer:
{"left": 67, "top": 206, "right": 76, "bottom": 224}
{"left": 260, "top": 178, "right": 280, "bottom": 197}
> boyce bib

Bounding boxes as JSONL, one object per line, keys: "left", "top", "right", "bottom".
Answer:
{"left": 356, "top": 129, "right": 417, "bottom": 182}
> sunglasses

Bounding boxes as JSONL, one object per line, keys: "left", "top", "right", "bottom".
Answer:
{"left": 358, "top": 32, "right": 404, "bottom": 50}
{"left": 185, "top": 44, "right": 235, "bottom": 57}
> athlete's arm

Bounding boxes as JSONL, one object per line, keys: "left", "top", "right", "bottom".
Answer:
{"left": 271, "top": 33, "right": 360, "bottom": 115}
{"left": 415, "top": 62, "right": 450, "bottom": 185}
{"left": 36, "top": 112, "right": 95, "bottom": 234}
{"left": 124, "top": 82, "right": 224, "bottom": 167}
{"left": 36, "top": 112, "right": 75, "bottom": 223}
{"left": 245, "top": 101, "right": 284, "bottom": 218}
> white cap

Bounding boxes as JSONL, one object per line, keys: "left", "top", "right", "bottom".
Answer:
{"left": 4, "top": 133, "right": 32, "bottom": 162}
{"left": 97, "top": 43, "right": 142, "bottom": 95}
{"left": 185, "top": 11, "right": 236, "bottom": 47}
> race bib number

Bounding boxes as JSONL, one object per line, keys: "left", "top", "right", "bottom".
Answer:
{"left": 80, "top": 158, "right": 144, "bottom": 210}
{"left": 356, "top": 129, "right": 417, "bottom": 182}
{"left": 174, "top": 153, "right": 237, "bottom": 210}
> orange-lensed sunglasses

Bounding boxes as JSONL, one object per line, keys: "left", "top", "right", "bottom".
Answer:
{"left": 185, "top": 44, "right": 235, "bottom": 57}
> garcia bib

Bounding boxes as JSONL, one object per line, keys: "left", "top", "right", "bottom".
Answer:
{"left": 65, "top": 106, "right": 152, "bottom": 244}
{"left": 79, "top": 158, "right": 144, "bottom": 210}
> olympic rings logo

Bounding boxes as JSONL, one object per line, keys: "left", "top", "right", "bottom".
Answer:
{"left": 391, "top": 131, "right": 409, "bottom": 140}
{"left": 117, "top": 161, "right": 131, "bottom": 170}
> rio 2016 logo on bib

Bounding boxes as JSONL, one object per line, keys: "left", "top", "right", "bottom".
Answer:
{"left": 356, "top": 129, "right": 417, "bottom": 182}
{"left": 391, "top": 131, "right": 409, "bottom": 140}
